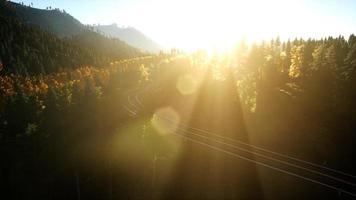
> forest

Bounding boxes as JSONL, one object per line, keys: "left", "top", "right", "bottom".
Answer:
{"left": 1, "top": 0, "right": 356, "bottom": 199}
{"left": 1, "top": 35, "right": 356, "bottom": 199}
{"left": 0, "top": 0, "right": 141, "bottom": 75}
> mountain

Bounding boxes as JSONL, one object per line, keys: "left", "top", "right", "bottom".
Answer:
{"left": 94, "top": 24, "right": 163, "bottom": 53}
{"left": 8, "top": 1, "right": 85, "bottom": 37}
{"left": 7, "top": 1, "right": 162, "bottom": 52}
{"left": 0, "top": 1, "right": 141, "bottom": 75}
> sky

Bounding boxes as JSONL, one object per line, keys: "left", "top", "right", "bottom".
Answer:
{"left": 12, "top": 0, "right": 356, "bottom": 51}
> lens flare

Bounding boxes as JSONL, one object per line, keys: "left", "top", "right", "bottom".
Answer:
{"left": 176, "top": 74, "right": 198, "bottom": 95}
{"left": 151, "top": 107, "right": 180, "bottom": 135}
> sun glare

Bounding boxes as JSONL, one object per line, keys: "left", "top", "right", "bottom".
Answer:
{"left": 117, "top": 0, "right": 348, "bottom": 52}
{"left": 3, "top": 0, "right": 356, "bottom": 198}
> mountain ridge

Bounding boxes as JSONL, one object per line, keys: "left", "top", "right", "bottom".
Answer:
{"left": 94, "top": 23, "right": 162, "bottom": 53}
{"left": 0, "top": 0, "right": 141, "bottom": 75}
{"left": 8, "top": 1, "right": 85, "bottom": 37}
{"left": 8, "top": 1, "right": 162, "bottom": 52}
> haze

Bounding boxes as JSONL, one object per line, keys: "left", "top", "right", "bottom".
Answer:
{"left": 13, "top": 0, "right": 356, "bottom": 51}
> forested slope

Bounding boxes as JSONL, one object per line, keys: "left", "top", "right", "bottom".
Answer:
{"left": 0, "top": 0, "right": 141, "bottom": 75}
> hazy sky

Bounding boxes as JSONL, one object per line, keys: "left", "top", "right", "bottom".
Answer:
{"left": 12, "top": 0, "right": 356, "bottom": 50}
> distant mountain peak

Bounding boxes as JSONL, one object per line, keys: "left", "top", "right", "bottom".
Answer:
{"left": 94, "top": 24, "right": 162, "bottom": 53}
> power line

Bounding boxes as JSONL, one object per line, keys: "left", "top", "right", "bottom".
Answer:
{"left": 129, "top": 89, "right": 356, "bottom": 197}
{"left": 174, "top": 125, "right": 356, "bottom": 187}
{"left": 133, "top": 89, "right": 356, "bottom": 181}
{"left": 133, "top": 88, "right": 356, "bottom": 179}
{"left": 180, "top": 121, "right": 356, "bottom": 179}
{"left": 172, "top": 132, "right": 356, "bottom": 198}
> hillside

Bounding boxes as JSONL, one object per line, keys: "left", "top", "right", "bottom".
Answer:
{"left": 0, "top": 1, "right": 141, "bottom": 75}
{"left": 94, "top": 24, "right": 162, "bottom": 52}
{"left": 7, "top": 1, "right": 162, "bottom": 52}
{"left": 8, "top": 1, "right": 84, "bottom": 37}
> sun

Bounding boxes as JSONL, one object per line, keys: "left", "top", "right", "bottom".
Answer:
{"left": 128, "top": 0, "right": 314, "bottom": 52}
